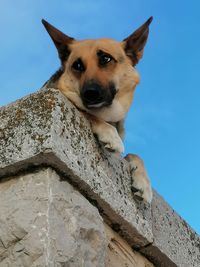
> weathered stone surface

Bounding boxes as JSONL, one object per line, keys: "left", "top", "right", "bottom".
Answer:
{"left": 105, "top": 224, "right": 154, "bottom": 267}
{"left": 0, "top": 87, "right": 153, "bottom": 248}
{"left": 0, "top": 168, "right": 107, "bottom": 267}
{"left": 0, "top": 87, "right": 200, "bottom": 267}
{"left": 140, "top": 191, "right": 200, "bottom": 267}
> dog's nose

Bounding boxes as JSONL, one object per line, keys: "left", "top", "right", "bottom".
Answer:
{"left": 81, "top": 82, "right": 104, "bottom": 106}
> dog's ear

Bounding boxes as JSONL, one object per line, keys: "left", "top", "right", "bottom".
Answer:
{"left": 42, "top": 19, "right": 74, "bottom": 62}
{"left": 123, "top": 17, "right": 153, "bottom": 65}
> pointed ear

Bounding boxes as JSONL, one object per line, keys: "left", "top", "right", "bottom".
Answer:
{"left": 123, "top": 17, "right": 153, "bottom": 65}
{"left": 42, "top": 19, "right": 74, "bottom": 62}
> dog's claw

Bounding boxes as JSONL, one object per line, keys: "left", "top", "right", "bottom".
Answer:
{"left": 104, "top": 143, "right": 112, "bottom": 149}
{"left": 131, "top": 186, "right": 144, "bottom": 201}
{"left": 130, "top": 166, "right": 138, "bottom": 175}
{"left": 104, "top": 144, "right": 115, "bottom": 152}
{"left": 131, "top": 185, "right": 140, "bottom": 193}
{"left": 133, "top": 192, "right": 144, "bottom": 202}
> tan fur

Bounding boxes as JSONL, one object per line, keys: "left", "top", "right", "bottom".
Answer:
{"left": 42, "top": 18, "right": 153, "bottom": 203}
{"left": 125, "top": 154, "right": 152, "bottom": 202}
{"left": 56, "top": 38, "right": 140, "bottom": 122}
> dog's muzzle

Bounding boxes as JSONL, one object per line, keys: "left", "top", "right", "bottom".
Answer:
{"left": 81, "top": 80, "right": 116, "bottom": 108}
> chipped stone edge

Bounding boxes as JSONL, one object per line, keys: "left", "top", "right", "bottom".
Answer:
{"left": 0, "top": 87, "right": 153, "bottom": 248}
{"left": 0, "top": 152, "right": 152, "bottom": 247}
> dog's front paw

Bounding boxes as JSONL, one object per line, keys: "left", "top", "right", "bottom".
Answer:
{"left": 97, "top": 124, "right": 124, "bottom": 154}
{"left": 100, "top": 127, "right": 124, "bottom": 154}
{"left": 125, "top": 154, "right": 152, "bottom": 203}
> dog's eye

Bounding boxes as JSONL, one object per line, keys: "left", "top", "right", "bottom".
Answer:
{"left": 72, "top": 59, "right": 85, "bottom": 72}
{"left": 97, "top": 51, "right": 114, "bottom": 66}
{"left": 100, "top": 55, "right": 112, "bottom": 65}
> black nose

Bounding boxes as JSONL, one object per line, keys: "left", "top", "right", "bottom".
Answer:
{"left": 81, "top": 82, "right": 104, "bottom": 106}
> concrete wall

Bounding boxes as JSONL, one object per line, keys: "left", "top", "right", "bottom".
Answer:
{"left": 0, "top": 87, "right": 199, "bottom": 267}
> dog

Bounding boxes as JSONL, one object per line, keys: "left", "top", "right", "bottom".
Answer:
{"left": 42, "top": 18, "right": 153, "bottom": 203}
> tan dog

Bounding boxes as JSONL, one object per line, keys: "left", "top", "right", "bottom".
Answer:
{"left": 42, "top": 18, "right": 153, "bottom": 203}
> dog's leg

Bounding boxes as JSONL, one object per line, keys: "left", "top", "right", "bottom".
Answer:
{"left": 84, "top": 115, "right": 152, "bottom": 202}
{"left": 125, "top": 154, "right": 153, "bottom": 203}
{"left": 114, "top": 119, "right": 152, "bottom": 203}
{"left": 84, "top": 113, "right": 124, "bottom": 154}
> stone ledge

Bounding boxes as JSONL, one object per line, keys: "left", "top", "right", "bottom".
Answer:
{"left": 0, "top": 88, "right": 199, "bottom": 267}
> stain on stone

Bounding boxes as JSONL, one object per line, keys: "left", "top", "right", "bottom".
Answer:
{"left": 112, "top": 223, "right": 121, "bottom": 232}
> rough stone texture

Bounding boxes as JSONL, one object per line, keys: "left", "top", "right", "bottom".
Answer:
{"left": 0, "top": 168, "right": 107, "bottom": 267}
{"left": 0, "top": 87, "right": 200, "bottom": 267}
{"left": 105, "top": 224, "right": 154, "bottom": 267}
{"left": 0, "top": 87, "right": 152, "bottom": 248}
{"left": 140, "top": 191, "right": 200, "bottom": 267}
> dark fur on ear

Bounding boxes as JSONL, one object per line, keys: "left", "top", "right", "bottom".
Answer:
{"left": 123, "top": 17, "right": 153, "bottom": 65}
{"left": 42, "top": 19, "right": 74, "bottom": 63}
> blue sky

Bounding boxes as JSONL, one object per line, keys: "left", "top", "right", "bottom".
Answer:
{"left": 1, "top": 1, "right": 200, "bottom": 234}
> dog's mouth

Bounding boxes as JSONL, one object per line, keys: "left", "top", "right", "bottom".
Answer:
{"left": 80, "top": 80, "right": 116, "bottom": 109}
{"left": 86, "top": 102, "right": 106, "bottom": 108}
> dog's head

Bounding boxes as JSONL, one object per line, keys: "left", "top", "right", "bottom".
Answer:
{"left": 42, "top": 18, "right": 152, "bottom": 122}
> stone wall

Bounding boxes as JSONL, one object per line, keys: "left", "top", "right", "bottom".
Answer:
{"left": 0, "top": 87, "right": 199, "bottom": 267}
{"left": 0, "top": 168, "right": 154, "bottom": 267}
